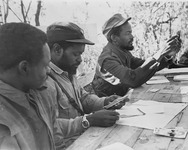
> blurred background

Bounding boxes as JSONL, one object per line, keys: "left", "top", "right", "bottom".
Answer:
{"left": 1, "top": 0, "right": 188, "bottom": 75}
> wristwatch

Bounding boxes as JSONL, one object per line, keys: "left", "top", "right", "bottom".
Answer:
{"left": 82, "top": 114, "right": 90, "bottom": 129}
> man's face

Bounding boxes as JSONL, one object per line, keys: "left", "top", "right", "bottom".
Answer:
{"left": 59, "top": 44, "right": 85, "bottom": 75}
{"left": 26, "top": 43, "right": 51, "bottom": 89}
{"left": 116, "top": 22, "right": 134, "bottom": 51}
{"left": 58, "top": 44, "right": 85, "bottom": 75}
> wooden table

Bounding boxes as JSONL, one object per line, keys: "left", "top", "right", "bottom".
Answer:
{"left": 67, "top": 72, "right": 188, "bottom": 150}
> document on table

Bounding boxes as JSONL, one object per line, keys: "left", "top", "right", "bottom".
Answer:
{"left": 96, "top": 142, "right": 134, "bottom": 150}
{"left": 116, "top": 100, "right": 187, "bottom": 130}
{"left": 179, "top": 86, "right": 188, "bottom": 94}
{"left": 155, "top": 68, "right": 188, "bottom": 76}
{"left": 173, "top": 74, "right": 188, "bottom": 81}
{"left": 146, "top": 76, "right": 169, "bottom": 84}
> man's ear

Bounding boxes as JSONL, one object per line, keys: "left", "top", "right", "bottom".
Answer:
{"left": 111, "top": 34, "right": 118, "bottom": 43}
{"left": 18, "top": 60, "right": 30, "bottom": 75}
{"left": 51, "top": 43, "right": 63, "bottom": 56}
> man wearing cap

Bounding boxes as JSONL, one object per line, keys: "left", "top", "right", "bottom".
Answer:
{"left": 46, "top": 22, "right": 128, "bottom": 146}
{"left": 92, "top": 13, "right": 181, "bottom": 97}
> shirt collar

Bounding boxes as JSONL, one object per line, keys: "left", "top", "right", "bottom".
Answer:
{"left": 0, "top": 80, "right": 47, "bottom": 110}
{"left": 49, "top": 62, "right": 64, "bottom": 75}
{"left": 0, "top": 80, "right": 30, "bottom": 109}
{"left": 49, "top": 62, "right": 69, "bottom": 76}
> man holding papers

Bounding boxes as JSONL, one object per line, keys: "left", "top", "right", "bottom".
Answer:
{"left": 92, "top": 13, "right": 181, "bottom": 97}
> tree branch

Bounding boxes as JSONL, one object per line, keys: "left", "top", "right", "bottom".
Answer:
{"left": 35, "top": 0, "right": 42, "bottom": 26}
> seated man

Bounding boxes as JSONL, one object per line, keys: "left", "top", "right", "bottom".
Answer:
{"left": 92, "top": 13, "right": 181, "bottom": 97}
{"left": 0, "top": 23, "right": 65, "bottom": 150}
{"left": 46, "top": 22, "right": 127, "bottom": 146}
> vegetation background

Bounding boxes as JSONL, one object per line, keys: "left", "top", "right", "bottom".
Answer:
{"left": 1, "top": 0, "right": 188, "bottom": 76}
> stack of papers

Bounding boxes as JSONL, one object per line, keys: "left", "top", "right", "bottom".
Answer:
{"left": 96, "top": 142, "right": 134, "bottom": 150}
{"left": 155, "top": 68, "right": 188, "bottom": 76}
{"left": 173, "top": 75, "right": 188, "bottom": 81}
{"left": 116, "top": 100, "right": 187, "bottom": 130}
{"left": 146, "top": 76, "right": 169, "bottom": 84}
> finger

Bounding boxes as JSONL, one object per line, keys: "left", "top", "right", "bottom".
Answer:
{"left": 167, "top": 35, "right": 178, "bottom": 43}
{"left": 107, "top": 110, "right": 120, "bottom": 116}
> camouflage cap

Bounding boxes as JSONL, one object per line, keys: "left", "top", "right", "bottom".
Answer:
{"left": 102, "top": 13, "right": 131, "bottom": 38}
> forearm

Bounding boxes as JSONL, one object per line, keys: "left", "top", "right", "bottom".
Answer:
{"left": 103, "top": 57, "right": 158, "bottom": 87}
{"left": 56, "top": 117, "right": 84, "bottom": 138}
{"left": 81, "top": 93, "right": 105, "bottom": 113}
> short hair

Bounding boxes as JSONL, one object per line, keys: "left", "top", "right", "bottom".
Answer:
{"left": 0, "top": 22, "right": 47, "bottom": 71}
{"left": 107, "top": 22, "right": 126, "bottom": 43}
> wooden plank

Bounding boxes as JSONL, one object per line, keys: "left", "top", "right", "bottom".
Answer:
{"left": 167, "top": 105, "right": 188, "bottom": 150}
{"left": 96, "top": 125, "right": 143, "bottom": 149}
{"left": 134, "top": 91, "right": 155, "bottom": 100}
{"left": 170, "top": 94, "right": 188, "bottom": 103}
{"left": 66, "top": 126, "right": 115, "bottom": 150}
{"left": 152, "top": 93, "right": 171, "bottom": 102}
{"left": 133, "top": 114, "right": 179, "bottom": 150}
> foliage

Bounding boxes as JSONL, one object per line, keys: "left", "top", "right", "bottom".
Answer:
{"left": 80, "top": 1, "right": 188, "bottom": 74}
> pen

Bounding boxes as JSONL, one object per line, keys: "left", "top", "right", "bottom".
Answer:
{"left": 177, "top": 112, "right": 183, "bottom": 124}
{"left": 137, "top": 108, "right": 145, "bottom": 115}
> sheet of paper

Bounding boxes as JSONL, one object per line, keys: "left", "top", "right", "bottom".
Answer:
{"left": 146, "top": 76, "right": 169, "bottom": 85}
{"left": 96, "top": 142, "right": 134, "bottom": 150}
{"left": 178, "top": 86, "right": 188, "bottom": 94}
{"left": 173, "top": 75, "right": 188, "bottom": 81}
{"left": 116, "top": 100, "right": 187, "bottom": 130}
{"left": 147, "top": 88, "right": 160, "bottom": 93}
{"left": 154, "top": 127, "right": 188, "bottom": 139}
{"left": 155, "top": 68, "right": 188, "bottom": 76}
{"left": 116, "top": 107, "right": 144, "bottom": 118}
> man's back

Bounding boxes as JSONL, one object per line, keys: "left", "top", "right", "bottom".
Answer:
{"left": 0, "top": 80, "right": 52, "bottom": 150}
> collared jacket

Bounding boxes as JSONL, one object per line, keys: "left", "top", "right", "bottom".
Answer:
{"left": 49, "top": 62, "right": 106, "bottom": 145}
{"left": 92, "top": 42, "right": 169, "bottom": 97}
{"left": 0, "top": 78, "right": 66, "bottom": 150}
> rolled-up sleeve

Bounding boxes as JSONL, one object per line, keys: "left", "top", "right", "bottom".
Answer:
{"left": 80, "top": 88, "right": 105, "bottom": 113}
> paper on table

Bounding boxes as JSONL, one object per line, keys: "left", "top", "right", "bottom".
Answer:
{"left": 179, "top": 86, "right": 188, "bottom": 94}
{"left": 155, "top": 68, "right": 188, "bottom": 76}
{"left": 146, "top": 76, "right": 169, "bottom": 85}
{"left": 147, "top": 88, "right": 160, "bottom": 93}
{"left": 116, "top": 107, "right": 144, "bottom": 118}
{"left": 116, "top": 100, "right": 187, "bottom": 130}
{"left": 174, "top": 74, "right": 188, "bottom": 81}
{"left": 96, "top": 142, "right": 134, "bottom": 150}
{"left": 154, "top": 127, "right": 188, "bottom": 139}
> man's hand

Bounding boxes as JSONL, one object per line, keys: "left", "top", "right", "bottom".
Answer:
{"left": 86, "top": 110, "right": 119, "bottom": 127}
{"left": 104, "top": 95, "right": 128, "bottom": 109}
{"left": 162, "top": 34, "right": 182, "bottom": 58}
{"left": 154, "top": 34, "right": 181, "bottom": 62}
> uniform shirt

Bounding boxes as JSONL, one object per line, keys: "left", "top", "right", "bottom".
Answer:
{"left": 49, "top": 62, "right": 106, "bottom": 145}
{"left": 0, "top": 79, "right": 66, "bottom": 150}
{"left": 92, "top": 42, "right": 168, "bottom": 96}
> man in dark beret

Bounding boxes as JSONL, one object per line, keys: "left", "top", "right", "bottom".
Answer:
{"left": 47, "top": 22, "right": 128, "bottom": 146}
